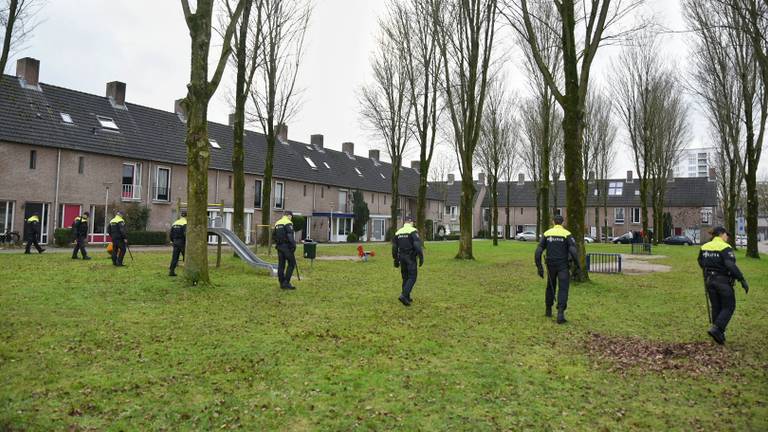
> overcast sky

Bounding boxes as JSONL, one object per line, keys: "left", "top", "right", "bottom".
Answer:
{"left": 6, "top": 0, "right": 766, "bottom": 178}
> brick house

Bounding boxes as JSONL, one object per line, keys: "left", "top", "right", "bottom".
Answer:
{"left": 0, "top": 58, "right": 446, "bottom": 244}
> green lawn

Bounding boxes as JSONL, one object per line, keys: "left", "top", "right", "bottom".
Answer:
{"left": 1, "top": 241, "right": 766, "bottom": 431}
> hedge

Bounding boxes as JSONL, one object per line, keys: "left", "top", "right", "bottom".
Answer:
{"left": 126, "top": 231, "right": 168, "bottom": 245}
{"left": 346, "top": 232, "right": 359, "bottom": 243}
{"left": 53, "top": 228, "right": 73, "bottom": 247}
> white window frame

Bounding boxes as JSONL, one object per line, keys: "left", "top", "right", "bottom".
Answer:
{"left": 274, "top": 181, "right": 285, "bottom": 210}
{"left": 60, "top": 112, "right": 73, "bottom": 124}
{"left": 154, "top": 166, "right": 172, "bottom": 202}
{"left": 121, "top": 162, "right": 142, "bottom": 201}
{"left": 0, "top": 201, "right": 15, "bottom": 233}
{"left": 323, "top": 162, "right": 331, "bottom": 169}
{"left": 209, "top": 139, "right": 221, "bottom": 149}
{"left": 631, "top": 207, "right": 640, "bottom": 224}
{"left": 614, "top": 207, "right": 625, "bottom": 224}
{"left": 608, "top": 182, "right": 623, "bottom": 196}
{"left": 254, "top": 179, "right": 263, "bottom": 209}
{"left": 354, "top": 167, "right": 363, "bottom": 177}
{"left": 304, "top": 156, "right": 318, "bottom": 170}
{"left": 97, "top": 115, "right": 119, "bottom": 130}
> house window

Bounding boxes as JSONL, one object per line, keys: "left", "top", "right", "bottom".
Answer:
{"left": 274, "top": 181, "right": 284, "bottom": 209}
{"left": 304, "top": 156, "right": 318, "bottom": 170}
{"left": 337, "top": 218, "right": 352, "bottom": 236}
{"left": 121, "top": 162, "right": 142, "bottom": 200}
{"left": 303, "top": 185, "right": 307, "bottom": 196}
{"left": 29, "top": 150, "right": 36, "bottom": 169}
{"left": 321, "top": 187, "right": 324, "bottom": 199}
{"left": 60, "top": 112, "right": 73, "bottom": 124}
{"left": 338, "top": 190, "right": 349, "bottom": 212}
{"left": 555, "top": 208, "right": 562, "bottom": 216}
{"left": 384, "top": 195, "right": 387, "bottom": 205}
{"left": 608, "top": 182, "right": 623, "bottom": 196}
{"left": 323, "top": 162, "right": 330, "bottom": 169}
{"left": 614, "top": 208, "right": 625, "bottom": 224}
{"left": 228, "top": 175, "right": 232, "bottom": 189}
{"left": 97, "top": 115, "right": 119, "bottom": 130}
{"left": 78, "top": 156, "right": 85, "bottom": 174}
{"left": 154, "top": 166, "right": 171, "bottom": 201}
{"left": 701, "top": 207, "right": 712, "bottom": 225}
{"left": 354, "top": 167, "right": 363, "bottom": 177}
{"left": 631, "top": 207, "right": 640, "bottom": 224}
{"left": 520, "top": 208, "right": 523, "bottom": 215}
{"left": 448, "top": 206, "right": 458, "bottom": 221}
{"left": 209, "top": 139, "right": 221, "bottom": 149}
{"left": 254, "top": 180, "right": 263, "bottom": 208}
{"left": 0, "top": 201, "right": 14, "bottom": 233}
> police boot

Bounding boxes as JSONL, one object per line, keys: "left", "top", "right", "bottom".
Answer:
{"left": 556, "top": 309, "right": 567, "bottom": 324}
{"left": 398, "top": 295, "right": 411, "bottom": 306}
{"left": 707, "top": 326, "right": 725, "bottom": 345}
{"left": 545, "top": 306, "right": 552, "bottom": 317}
{"left": 83, "top": 256, "right": 91, "bottom": 260}
{"left": 71, "top": 255, "right": 79, "bottom": 259}
{"left": 169, "top": 270, "right": 177, "bottom": 277}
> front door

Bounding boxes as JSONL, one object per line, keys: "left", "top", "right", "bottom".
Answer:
{"left": 62, "top": 204, "right": 81, "bottom": 228}
{"left": 24, "top": 202, "right": 50, "bottom": 244}
{"left": 372, "top": 218, "right": 385, "bottom": 241}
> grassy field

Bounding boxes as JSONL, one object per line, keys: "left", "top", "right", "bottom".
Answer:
{"left": 1, "top": 240, "right": 766, "bottom": 431}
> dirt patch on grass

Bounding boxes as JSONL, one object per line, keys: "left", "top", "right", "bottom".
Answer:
{"left": 586, "top": 332, "right": 733, "bottom": 375}
{"left": 620, "top": 254, "right": 672, "bottom": 274}
{"left": 314, "top": 256, "right": 360, "bottom": 261}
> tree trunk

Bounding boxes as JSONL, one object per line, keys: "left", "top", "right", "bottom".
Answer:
{"left": 535, "top": 188, "right": 542, "bottom": 239}
{"left": 0, "top": 0, "right": 18, "bottom": 76}
{"left": 561, "top": 103, "right": 587, "bottom": 280}
{"left": 745, "top": 159, "right": 759, "bottom": 257}
{"left": 639, "top": 178, "right": 649, "bottom": 242}
{"left": 231, "top": 0, "right": 253, "bottom": 243}
{"left": 391, "top": 163, "right": 401, "bottom": 236}
{"left": 260, "top": 131, "right": 275, "bottom": 245}
{"left": 505, "top": 182, "right": 511, "bottom": 239}
{"left": 456, "top": 164, "right": 475, "bottom": 259}
{"left": 491, "top": 176, "right": 498, "bottom": 246}
{"left": 416, "top": 156, "right": 428, "bottom": 235}
{"left": 726, "top": 162, "right": 738, "bottom": 249}
{"left": 594, "top": 204, "right": 600, "bottom": 242}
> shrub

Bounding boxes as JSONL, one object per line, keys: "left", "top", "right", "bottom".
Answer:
{"left": 385, "top": 227, "right": 395, "bottom": 242}
{"left": 126, "top": 231, "right": 167, "bottom": 245}
{"left": 444, "top": 234, "right": 460, "bottom": 241}
{"left": 476, "top": 229, "right": 487, "bottom": 239}
{"left": 346, "top": 232, "right": 359, "bottom": 242}
{"left": 116, "top": 203, "right": 151, "bottom": 232}
{"left": 292, "top": 215, "right": 307, "bottom": 233}
{"left": 54, "top": 228, "right": 73, "bottom": 247}
{"left": 425, "top": 219, "right": 434, "bottom": 241}
{"left": 351, "top": 190, "right": 370, "bottom": 238}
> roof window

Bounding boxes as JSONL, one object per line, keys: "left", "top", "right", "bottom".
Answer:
{"left": 209, "top": 139, "right": 221, "bottom": 149}
{"left": 304, "top": 156, "right": 318, "bottom": 170}
{"left": 323, "top": 162, "right": 330, "bottom": 169}
{"left": 354, "top": 167, "right": 363, "bottom": 177}
{"left": 60, "top": 112, "right": 73, "bottom": 124}
{"left": 97, "top": 115, "right": 118, "bottom": 130}
{"left": 379, "top": 173, "right": 386, "bottom": 179}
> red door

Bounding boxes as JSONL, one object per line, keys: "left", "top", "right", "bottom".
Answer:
{"left": 674, "top": 227, "right": 683, "bottom": 236}
{"left": 62, "top": 204, "right": 81, "bottom": 228}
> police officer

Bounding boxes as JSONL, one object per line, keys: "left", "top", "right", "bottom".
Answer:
{"left": 107, "top": 210, "right": 128, "bottom": 267}
{"left": 392, "top": 215, "right": 424, "bottom": 306}
{"left": 71, "top": 211, "right": 91, "bottom": 260}
{"left": 535, "top": 215, "right": 580, "bottom": 324}
{"left": 168, "top": 210, "right": 187, "bottom": 277}
{"left": 698, "top": 226, "right": 749, "bottom": 345}
{"left": 273, "top": 211, "right": 297, "bottom": 289}
{"left": 23, "top": 212, "right": 45, "bottom": 254}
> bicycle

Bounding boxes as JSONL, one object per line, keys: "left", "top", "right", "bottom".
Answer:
{"left": 0, "top": 230, "right": 21, "bottom": 245}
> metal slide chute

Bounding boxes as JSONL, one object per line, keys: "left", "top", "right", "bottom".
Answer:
{"left": 207, "top": 227, "right": 278, "bottom": 277}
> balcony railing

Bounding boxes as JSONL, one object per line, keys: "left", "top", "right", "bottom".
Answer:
{"left": 121, "top": 183, "right": 141, "bottom": 201}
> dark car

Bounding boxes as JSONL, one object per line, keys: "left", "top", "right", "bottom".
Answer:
{"left": 612, "top": 232, "right": 634, "bottom": 244}
{"left": 663, "top": 235, "right": 693, "bottom": 246}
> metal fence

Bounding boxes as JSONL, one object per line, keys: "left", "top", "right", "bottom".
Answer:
{"left": 586, "top": 253, "right": 622, "bottom": 274}
{"left": 631, "top": 242, "right": 652, "bottom": 255}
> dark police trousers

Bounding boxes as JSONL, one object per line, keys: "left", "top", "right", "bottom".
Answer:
{"left": 706, "top": 274, "right": 736, "bottom": 332}
{"left": 399, "top": 253, "right": 418, "bottom": 299}
{"left": 25, "top": 238, "right": 43, "bottom": 253}
{"left": 546, "top": 263, "right": 570, "bottom": 310}
{"left": 277, "top": 243, "right": 296, "bottom": 284}
{"left": 72, "top": 238, "right": 88, "bottom": 258}
{"left": 170, "top": 241, "right": 185, "bottom": 272}
{"left": 112, "top": 239, "right": 126, "bottom": 265}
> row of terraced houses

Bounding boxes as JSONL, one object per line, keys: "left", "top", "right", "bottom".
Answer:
{"left": 0, "top": 58, "right": 719, "bottom": 245}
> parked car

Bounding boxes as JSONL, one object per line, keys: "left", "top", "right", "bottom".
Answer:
{"left": 515, "top": 231, "right": 537, "bottom": 241}
{"left": 612, "top": 232, "right": 634, "bottom": 244}
{"left": 736, "top": 235, "right": 747, "bottom": 246}
{"left": 584, "top": 236, "right": 595, "bottom": 243}
{"left": 663, "top": 235, "right": 693, "bottom": 246}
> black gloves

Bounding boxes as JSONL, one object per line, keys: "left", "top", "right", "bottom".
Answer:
{"left": 537, "top": 266, "right": 544, "bottom": 279}
{"left": 741, "top": 279, "right": 749, "bottom": 294}
{"left": 393, "top": 259, "right": 399, "bottom": 268}
{"left": 419, "top": 256, "right": 424, "bottom": 267}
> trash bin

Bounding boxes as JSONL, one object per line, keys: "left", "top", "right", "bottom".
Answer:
{"left": 303, "top": 240, "right": 317, "bottom": 259}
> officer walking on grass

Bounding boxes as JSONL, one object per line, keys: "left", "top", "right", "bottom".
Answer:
{"left": 698, "top": 226, "right": 749, "bottom": 345}
{"left": 392, "top": 215, "right": 424, "bottom": 306}
{"left": 71, "top": 211, "right": 91, "bottom": 260}
{"left": 107, "top": 210, "right": 128, "bottom": 267}
{"left": 23, "top": 212, "right": 45, "bottom": 254}
{"left": 535, "top": 215, "right": 580, "bottom": 324}
{"left": 273, "top": 211, "right": 297, "bottom": 290}
{"left": 168, "top": 210, "right": 187, "bottom": 277}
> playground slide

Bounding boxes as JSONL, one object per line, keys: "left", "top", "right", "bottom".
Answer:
{"left": 207, "top": 227, "right": 278, "bottom": 277}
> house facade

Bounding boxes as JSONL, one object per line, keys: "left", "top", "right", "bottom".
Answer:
{"left": 0, "top": 58, "right": 445, "bottom": 244}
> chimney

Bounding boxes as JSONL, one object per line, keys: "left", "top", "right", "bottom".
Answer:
{"left": 16, "top": 57, "right": 40, "bottom": 87}
{"left": 411, "top": 160, "right": 421, "bottom": 171}
{"left": 342, "top": 142, "right": 354, "bottom": 155}
{"left": 708, "top": 167, "right": 716, "bottom": 181}
{"left": 311, "top": 134, "right": 324, "bottom": 149}
{"left": 626, "top": 170, "right": 633, "bottom": 183}
{"left": 174, "top": 98, "right": 187, "bottom": 121}
{"left": 106, "top": 81, "right": 126, "bottom": 107}
{"left": 448, "top": 173, "right": 455, "bottom": 185}
{"left": 518, "top": 173, "right": 525, "bottom": 185}
{"left": 478, "top": 172, "right": 485, "bottom": 185}
{"left": 368, "top": 149, "right": 380, "bottom": 161}
{"left": 276, "top": 123, "right": 288, "bottom": 141}
{"left": 228, "top": 113, "right": 236, "bottom": 127}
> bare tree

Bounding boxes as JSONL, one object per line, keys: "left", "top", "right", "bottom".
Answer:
{"left": 500, "top": 129, "right": 521, "bottom": 239}
{"left": 684, "top": 0, "right": 745, "bottom": 247}
{"left": 226, "top": 0, "right": 264, "bottom": 242}
{"left": 0, "top": 0, "right": 44, "bottom": 74}
{"left": 180, "top": 0, "right": 245, "bottom": 285}
{"left": 502, "top": 0, "right": 645, "bottom": 279}
{"left": 475, "top": 78, "right": 518, "bottom": 245}
{"left": 433, "top": 0, "right": 498, "bottom": 259}
{"left": 359, "top": 24, "right": 412, "bottom": 236}
{"left": 429, "top": 149, "right": 458, "bottom": 229}
{"left": 583, "top": 87, "right": 617, "bottom": 242}
{"left": 387, "top": 0, "right": 443, "bottom": 235}
{"left": 249, "top": 0, "right": 311, "bottom": 244}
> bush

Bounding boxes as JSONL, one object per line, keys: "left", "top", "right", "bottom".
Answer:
{"left": 116, "top": 203, "right": 151, "bottom": 232}
{"left": 54, "top": 228, "right": 73, "bottom": 247}
{"left": 476, "top": 229, "right": 487, "bottom": 239}
{"left": 444, "top": 234, "right": 460, "bottom": 241}
{"left": 385, "top": 227, "right": 395, "bottom": 242}
{"left": 126, "top": 231, "right": 167, "bottom": 245}
{"left": 346, "top": 232, "right": 359, "bottom": 243}
{"left": 292, "top": 215, "right": 307, "bottom": 233}
{"left": 425, "top": 219, "right": 434, "bottom": 241}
